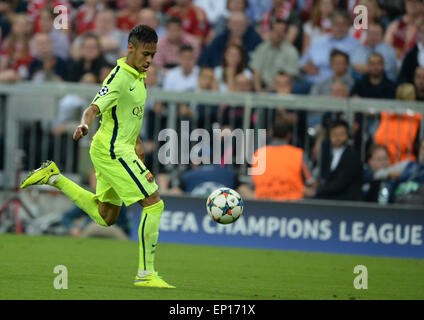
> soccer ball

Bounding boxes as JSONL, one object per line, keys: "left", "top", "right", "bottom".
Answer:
{"left": 206, "top": 187, "right": 243, "bottom": 224}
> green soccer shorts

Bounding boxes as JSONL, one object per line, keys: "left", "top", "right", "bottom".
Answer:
{"left": 89, "top": 149, "right": 158, "bottom": 206}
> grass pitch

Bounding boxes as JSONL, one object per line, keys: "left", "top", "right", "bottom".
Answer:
{"left": 0, "top": 234, "right": 423, "bottom": 300}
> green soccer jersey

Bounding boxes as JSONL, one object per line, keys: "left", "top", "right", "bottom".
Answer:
{"left": 90, "top": 57, "right": 147, "bottom": 158}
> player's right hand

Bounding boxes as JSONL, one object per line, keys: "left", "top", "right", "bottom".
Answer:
{"left": 73, "top": 124, "right": 89, "bottom": 141}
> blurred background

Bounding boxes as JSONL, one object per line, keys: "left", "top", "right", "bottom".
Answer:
{"left": 0, "top": 0, "right": 423, "bottom": 258}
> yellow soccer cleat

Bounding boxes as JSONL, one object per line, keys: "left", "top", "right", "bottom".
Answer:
{"left": 20, "top": 160, "right": 60, "bottom": 189}
{"left": 134, "top": 272, "right": 176, "bottom": 288}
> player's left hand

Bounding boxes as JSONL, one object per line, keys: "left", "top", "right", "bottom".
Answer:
{"left": 73, "top": 124, "right": 88, "bottom": 141}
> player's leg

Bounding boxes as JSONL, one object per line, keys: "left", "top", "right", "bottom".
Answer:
{"left": 134, "top": 191, "right": 175, "bottom": 288}
{"left": 20, "top": 160, "right": 118, "bottom": 227}
{"left": 137, "top": 191, "right": 163, "bottom": 276}
{"left": 112, "top": 154, "right": 174, "bottom": 288}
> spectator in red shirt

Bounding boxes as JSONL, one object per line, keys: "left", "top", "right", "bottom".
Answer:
{"left": 154, "top": 16, "right": 201, "bottom": 69}
{"left": 117, "top": 0, "right": 144, "bottom": 31}
{"left": 0, "top": 14, "right": 33, "bottom": 82}
{"left": 384, "top": 0, "right": 424, "bottom": 62}
{"left": 167, "top": 0, "right": 210, "bottom": 45}
{"left": 27, "top": 0, "right": 72, "bottom": 34}
{"left": 36, "top": 8, "right": 70, "bottom": 61}
{"left": 74, "top": 0, "right": 104, "bottom": 36}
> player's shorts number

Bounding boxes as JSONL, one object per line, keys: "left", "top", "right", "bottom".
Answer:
{"left": 133, "top": 160, "right": 146, "bottom": 175}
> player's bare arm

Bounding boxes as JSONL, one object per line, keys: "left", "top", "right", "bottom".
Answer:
{"left": 135, "top": 135, "right": 145, "bottom": 163}
{"left": 73, "top": 104, "right": 100, "bottom": 141}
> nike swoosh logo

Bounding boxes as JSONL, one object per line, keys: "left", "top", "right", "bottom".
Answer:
{"left": 130, "top": 88, "right": 135, "bottom": 91}
{"left": 34, "top": 177, "right": 45, "bottom": 184}
{"left": 134, "top": 279, "right": 149, "bottom": 282}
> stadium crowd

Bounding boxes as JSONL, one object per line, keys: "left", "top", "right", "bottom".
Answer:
{"left": 0, "top": 0, "right": 424, "bottom": 206}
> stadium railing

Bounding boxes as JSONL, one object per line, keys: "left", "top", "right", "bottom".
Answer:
{"left": 0, "top": 82, "right": 423, "bottom": 190}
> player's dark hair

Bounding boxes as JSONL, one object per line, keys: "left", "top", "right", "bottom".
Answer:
{"left": 272, "top": 120, "right": 292, "bottom": 140}
{"left": 128, "top": 24, "right": 158, "bottom": 47}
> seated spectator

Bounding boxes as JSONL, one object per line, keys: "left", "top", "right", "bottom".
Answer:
{"left": 249, "top": 120, "right": 314, "bottom": 201}
{"left": 351, "top": 22, "right": 398, "bottom": 82}
{"left": 299, "top": 10, "right": 359, "bottom": 85}
{"left": 117, "top": 0, "right": 144, "bottom": 31}
{"left": 273, "top": 71, "right": 293, "bottom": 94}
{"left": 220, "top": 73, "right": 253, "bottom": 130}
{"left": 414, "top": 66, "right": 424, "bottom": 101}
{"left": 260, "top": 0, "right": 301, "bottom": 48}
{"left": 362, "top": 144, "right": 408, "bottom": 203}
{"left": 249, "top": 19, "right": 299, "bottom": 92}
{"left": 162, "top": 45, "right": 199, "bottom": 123}
{"left": 74, "top": 0, "right": 103, "bottom": 36}
{"left": 393, "top": 139, "right": 424, "bottom": 205}
{"left": 148, "top": 0, "right": 168, "bottom": 29}
{"left": 310, "top": 81, "right": 349, "bottom": 179}
{"left": 36, "top": 7, "right": 71, "bottom": 61}
{"left": 166, "top": 0, "right": 210, "bottom": 45}
{"left": 0, "top": 1, "right": 13, "bottom": 41}
{"left": 398, "top": 20, "right": 424, "bottom": 85}
{"left": 304, "top": 120, "right": 363, "bottom": 201}
{"left": 384, "top": 0, "right": 424, "bottom": 62}
{"left": 245, "top": 0, "right": 273, "bottom": 25}
{"left": 71, "top": 9, "right": 125, "bottom": 66}
{"left": 27, "top": 0, "right": 72, "bottom": 34}
{"left": 194, "top": 0, "right": 227, "bottom": 31}
{"left": 0, "top": 14, "right": 33, "bottom": 82}
{"left": 351, "top": 53, "right": 396, "bottom": 99}
{"left": 350, "top": 0, "right": 384, "bottom": 45}
{"left": 191, "top": 66, "right": 219, "bottom": 131}
{"left": 162, "top": 44, "right": 199, "bottom": 92}
{"left": 154, "top": 16, "right": 200, "bottom": 70}
{"left": 311, "top": 49, "right": 354, "bottom": 96}
{"left": 198, "top": 12, "right": 262, "bottom": 68}
{"left": 302, "top": 0, "right": 334, "bottom": 54}
{"left": 52, "top": 73, "right": 98, "bottom": 136}
{"left": 272, "top": 72, "right": 307, "bottom": 148}
{"left": 68, "top": 33, "right": 111, "bottom": 82}
{"left": 211, "top": 0, "right": 249, "bottom": 39}
{"left": 138, "top": 8, "right": 165, "bottom": 38}
{"left": 214, "top": 43, "right": 252, "bottom": 92}
{"left": 396, "top": 82, "right": 416, "bottom": 100}
{"left": 28, "top": 33, "right": 68, "bottom": 82}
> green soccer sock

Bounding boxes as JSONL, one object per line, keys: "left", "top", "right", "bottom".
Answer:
{"left": 52, "top": 174, "right": 108, "bottom": 227}
{"left": 138, "top": 200, "right": 164, "bottom": 275}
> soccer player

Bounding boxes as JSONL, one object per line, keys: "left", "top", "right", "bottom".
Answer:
{"left": 20, "top": 25, "right": 175, "bottom": 289}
